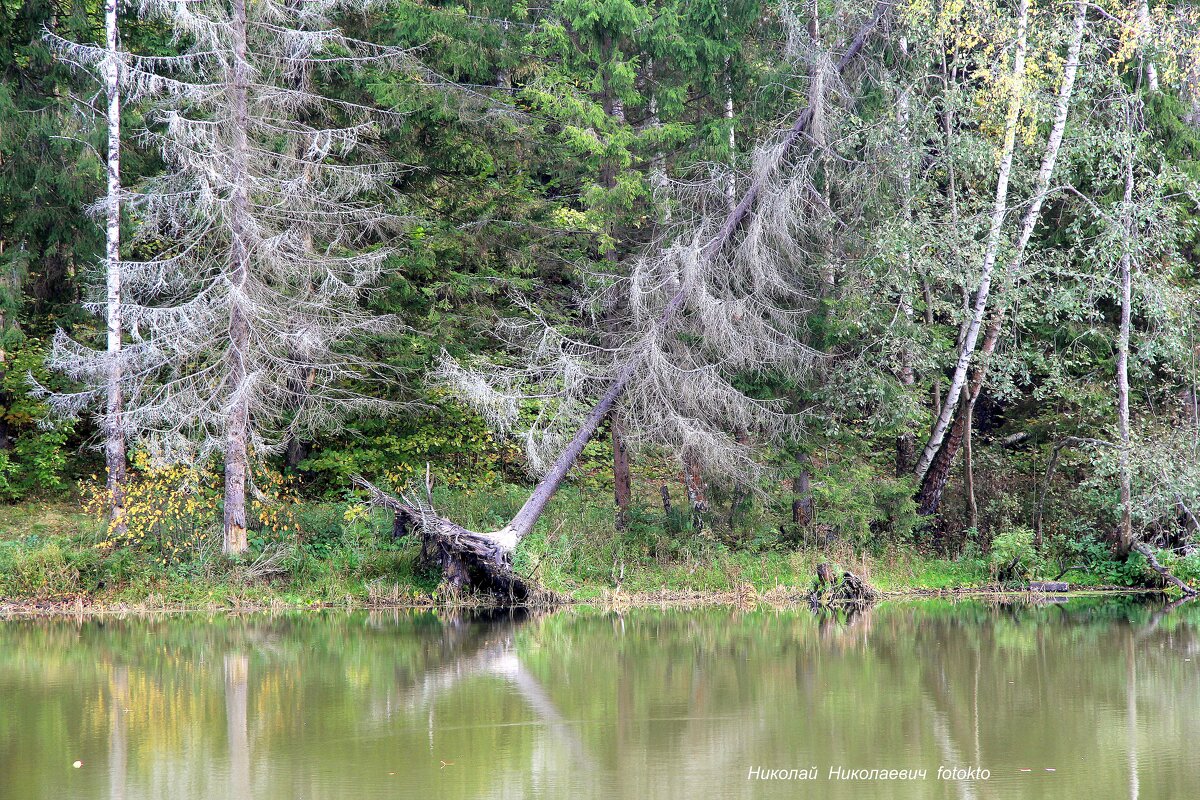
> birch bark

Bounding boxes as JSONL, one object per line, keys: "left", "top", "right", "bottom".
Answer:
{"left": 1117, "top": 124, "right": 1136, "bottom": 555}
{"left": 916, "top": 2, "right": 1086, "bottom": 512}
{"left": 103, "top": 0, "right": 127, "bottom": 526}
{"left": 912, "top": 0, "right": 1031, "bottom": 481}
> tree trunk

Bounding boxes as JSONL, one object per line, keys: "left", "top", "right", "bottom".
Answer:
{"left": 1137, "top": 0, "right": 1160, "bottom": 93}
{"left": 915, "top": 1, "right": 1085, "bottom": 510}
{"left": 895, "top": 33, "right": 916, "bottom": 477}
{"left": 683, "top": 457, "right": 707, "bottom": 531}
{"left": 723, "top": 53, "right": 736, "bottom": 208}
{"left": 727, "top": 427, "right": 750, "bottom": 530}
{"left": 1116, "top": 130, "right": 1135, "bottom": 556}
{"left": 964, "top": 394, "right": 977, "bottom": 530}
{"left": 913, "top": 0, "right": 1030, "bottom": 482}
{"left": 792, "top": 455, "right": 813, "bottom": 526}
{"left": 611, "top": 414, "right": 632, "bottom": 529}
{"left": 103, "top": 0, "right": 127, "bottom": 529}
{"left": 0, "top": 240, "right": 13, "bottom": 452}
{"left": 223, "top": 0, "right": 252, "bottom": 555}
{"left": 1132, "top": 542, "right": 1199, "bottom": 595}
{"left": 896, "top": 430, "right": 915, "bottom": 477}
{"left": 602, "top": 48, "right": 632, "bottom": 531}
{"left": 926, "top": 280, "right": 941, "bottom": 423}
{"left": 284, "top": 435, "right": 308, "bottom": 469}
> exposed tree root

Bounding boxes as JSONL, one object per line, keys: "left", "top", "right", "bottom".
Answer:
{"left": 353, "top": 476, "right": 546, "bottom": 604}
{"left": 809, "top": 562, "right": 879, "bottom": 607}
{"left": 1132, "top": 542, "right": 1199, "bottom": 597}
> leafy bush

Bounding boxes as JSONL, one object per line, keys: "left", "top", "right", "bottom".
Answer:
{"left": 808, "top": 461, "right": 918, "bottom": 553}
{"left": 990, "top": 527, "right": 1037, "bottom": 583}
{"left": 82, "top": 458, "right": 303, "bottom": 564}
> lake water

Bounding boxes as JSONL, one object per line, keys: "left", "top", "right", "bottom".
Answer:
{"left": 0, "top": 598, "right": 1197, "bottom": 799}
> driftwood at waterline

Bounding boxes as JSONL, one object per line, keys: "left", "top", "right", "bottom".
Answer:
{"left": 1028, "top": 581, "right": 1069, "bottom": 593}
{"left": 809, "top": 563, "right": 879, "bottom": 606}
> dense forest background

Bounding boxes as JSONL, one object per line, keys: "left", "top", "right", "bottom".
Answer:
{"left": 4, "top": 0, "right": 1200, "bottom": 596}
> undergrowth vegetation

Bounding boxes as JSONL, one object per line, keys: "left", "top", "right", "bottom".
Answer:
{"left": 1, "top": 456, "right": 1190, "bottom": 606}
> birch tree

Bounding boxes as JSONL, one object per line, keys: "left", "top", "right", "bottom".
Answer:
{"left": 38, "top": 0, "right": 130, "bottom": 526}
{"left": 101, "top": 0, "right": 126, "bottom": 526}
{"left": 46, "top": 0, "right": 412, "bottom": 553}
{"left": 911, "top": 0, "right": 1030, "bottom": 483}
{"left": 914, "top": 0, "right": 1088, "bottom": 514}
{"left": 1116, "top": 116, "right": 1136, "bottom": 555}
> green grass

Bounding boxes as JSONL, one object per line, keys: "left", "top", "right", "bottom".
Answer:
{"left": 0, "top": 484, "right": 1176, "bottom": 609}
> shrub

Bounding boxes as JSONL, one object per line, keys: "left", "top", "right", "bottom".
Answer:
{"left": 990, "top": 527, "right": 1037, "bottom": 583}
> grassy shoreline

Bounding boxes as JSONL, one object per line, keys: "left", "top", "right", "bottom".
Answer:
{"left": 0, "top": 497, "right": 1178, "bottom": 614}
{"left": 0, "top": 585, "right": 1168, "bottom": 619}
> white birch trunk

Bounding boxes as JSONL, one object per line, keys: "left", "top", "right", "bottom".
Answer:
{"left": 896, "top": 34, "right": 916, "bottom": 473}
{"left": 1007, "top": 3, "right": 1085, "bottom": 263}
{"left": 915, "top": 1, "right": 1085, "bottom": 508}
{"left": 724, "top": 56, "right": 736, "bottom": 209}
{"left": 103, "top": 0, "right": 126, "bottom": 524}
{"left": 1117, "top": 134, "right": 1135, "bottom": 554}
{"left": 1138, "top": 0, "right": 1160, "bottom": 92}
{"left": 913, "top": 0, "right": 1030, "bottom": 481}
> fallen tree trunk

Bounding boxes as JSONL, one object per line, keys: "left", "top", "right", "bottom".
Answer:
{"left": 1132, "top": 542, "right": 1199, "bottom": 597}
{"left": 353, "top": 1, "right": 893, "bottom": 598}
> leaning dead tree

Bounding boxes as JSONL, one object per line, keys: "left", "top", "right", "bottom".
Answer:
{"left": 1133, "top": 542, "right": 1199, "bottom": 596}
{"left": 357, "top": 0, "right": 895, "bottom": 597}
{"left": 45, "top": 0, "right": 414, "bottom": 553}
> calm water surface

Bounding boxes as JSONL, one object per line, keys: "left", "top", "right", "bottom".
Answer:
{"left": 1, "top": 598, "right": 1198, "bottom": 799}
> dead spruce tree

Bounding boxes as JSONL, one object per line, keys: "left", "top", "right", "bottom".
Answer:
{"left": 46, "top": 0, "right": 411, "bottom": 554}
{"left": 357, "top": 0, "right": 895, "bottom": 597}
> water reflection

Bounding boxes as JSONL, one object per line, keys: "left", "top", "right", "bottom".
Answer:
{"left": 0, "top": 598, "right": 1198, "bottom": 800}
{"left": 108, "top": 666, "right": 127, "bottom": 800}
{"left": 225, "top": 652, "right": 250, "bottom": 800}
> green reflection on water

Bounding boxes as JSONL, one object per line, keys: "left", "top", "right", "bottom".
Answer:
{"left": 0, "top": 597, "right": 1197, "bottom": 799}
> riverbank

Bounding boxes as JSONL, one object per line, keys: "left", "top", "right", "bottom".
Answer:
{"left": 0, "top": 497, "right": 1183, "bottom": 613}
{"left": 0, "top": 585, "right": 1170, "bottom": 618}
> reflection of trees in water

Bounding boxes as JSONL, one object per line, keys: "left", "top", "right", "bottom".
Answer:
{"left": 108, "top": 665, "right": 127, "bottom": 800}
{"left": 1, "top": 599, "right": 1200, "bottom": 799}
{"left": 225, "top": 652, "right": 250, "bottom": 800}
{"left": 1126, "top": 626, "right": 1139, "bottom": 800}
